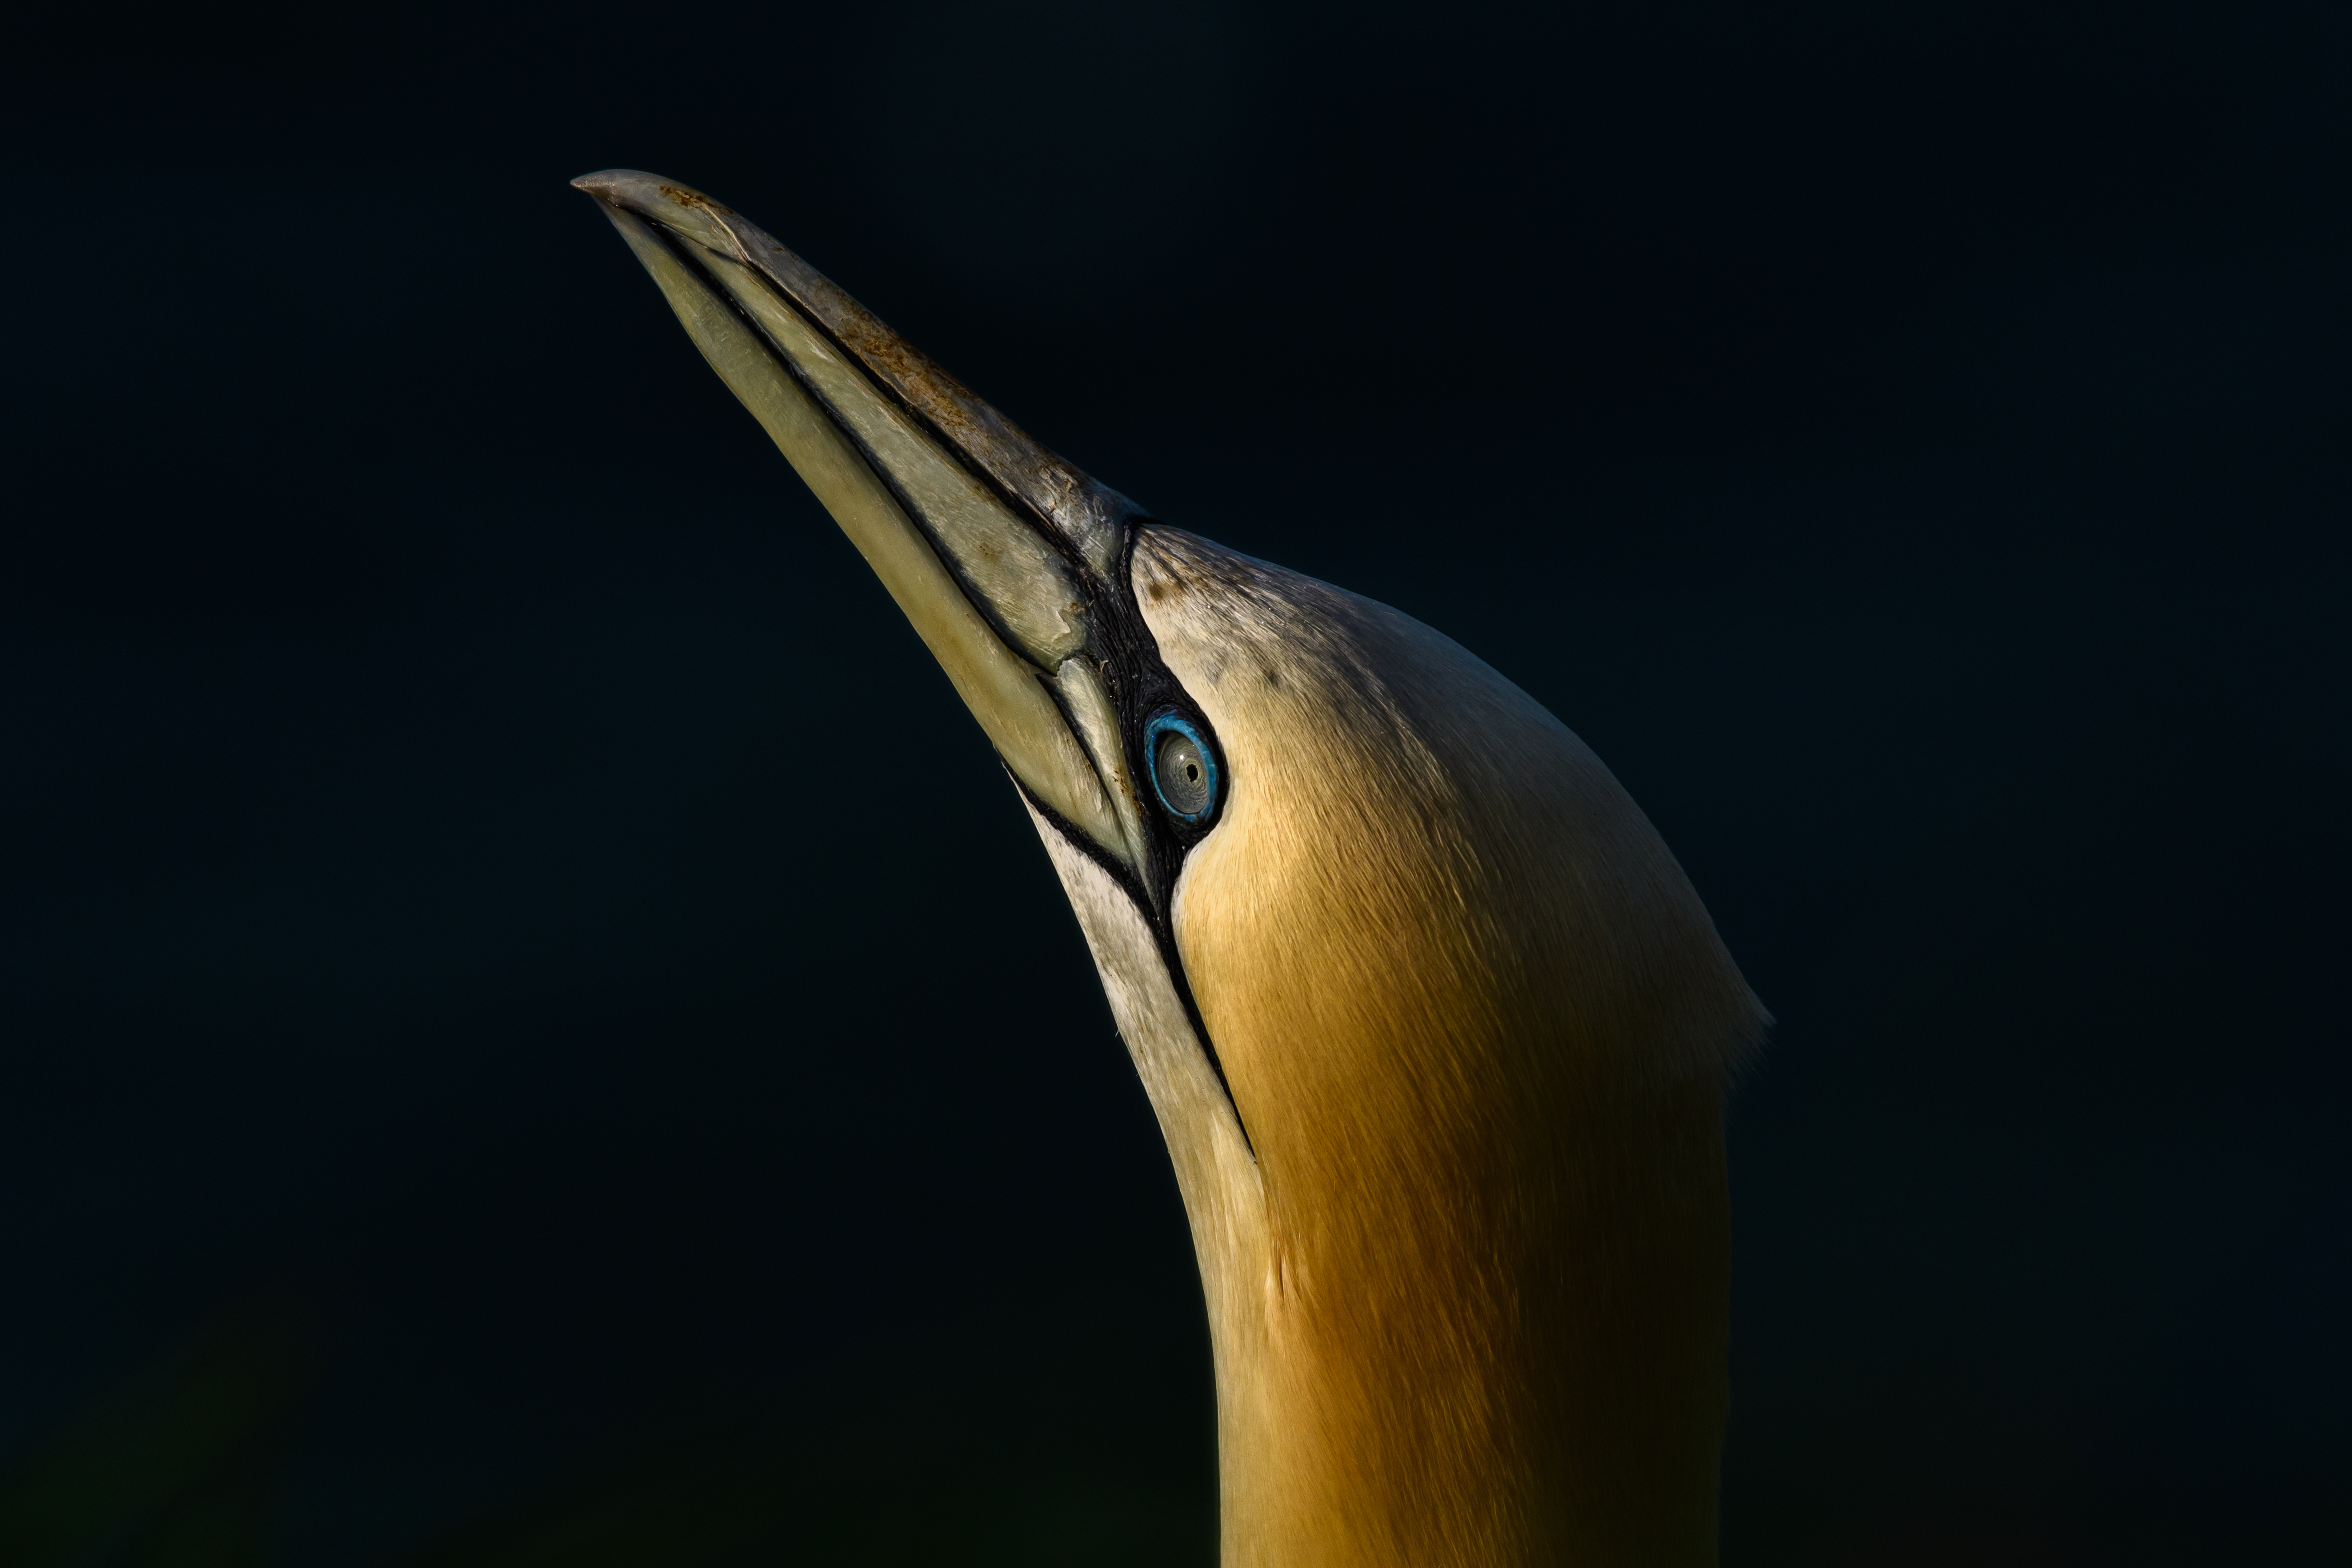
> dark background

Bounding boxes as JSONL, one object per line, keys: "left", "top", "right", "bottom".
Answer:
{"left": 2, "top": 2, "right": 2344, "bottom": 1563}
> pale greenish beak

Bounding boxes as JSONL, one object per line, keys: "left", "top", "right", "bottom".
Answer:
{"left": 572, "top": 170, "right": 1156, "bottom": 882}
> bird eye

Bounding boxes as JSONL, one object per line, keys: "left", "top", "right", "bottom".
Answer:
{"left": 1145, "top": 713, "right": 1218, "bottom": 824}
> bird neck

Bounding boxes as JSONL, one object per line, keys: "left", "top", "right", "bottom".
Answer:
{"left": 1173, "top": 1066, "right": 1732, "bottom": 1568}
{"left": 1033, "top": 734, "right": 1744, "bottom": 1565}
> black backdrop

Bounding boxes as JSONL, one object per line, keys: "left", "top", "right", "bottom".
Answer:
{"left": 2, "top": 3, "right": 2344, "bottom": 1563}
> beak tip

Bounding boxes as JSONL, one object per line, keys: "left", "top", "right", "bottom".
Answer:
{"left": 569, "top": 170, "right": 730, "bottom": 224}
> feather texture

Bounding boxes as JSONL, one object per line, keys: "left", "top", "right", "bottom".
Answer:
{"left": 1052, "top": 527, "right": 1767, "bottom": 1566}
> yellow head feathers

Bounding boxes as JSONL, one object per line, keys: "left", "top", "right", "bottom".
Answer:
{"left": 1114, "top": 528, "right": 1762, "bottom": 1566}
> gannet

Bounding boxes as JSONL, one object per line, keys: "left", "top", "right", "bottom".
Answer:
{"left": 574, "top": 170, "right": 1765, "bottom": 1567}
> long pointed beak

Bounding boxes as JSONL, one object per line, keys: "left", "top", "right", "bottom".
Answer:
{"left": 572, "top": 170, "right": 1153, "bottom": 878}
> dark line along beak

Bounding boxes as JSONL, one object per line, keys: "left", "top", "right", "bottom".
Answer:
{"left": 572, "top": 169, "right": 1154, "bottom": 878}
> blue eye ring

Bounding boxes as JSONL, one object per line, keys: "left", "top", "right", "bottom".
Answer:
{"left": 1144, "top": 712, "right": 1220, "bottom": 825}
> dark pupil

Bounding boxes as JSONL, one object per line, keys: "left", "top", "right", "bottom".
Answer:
{"left": 1156, "top": 732, "right": 1212, "bottom": 816}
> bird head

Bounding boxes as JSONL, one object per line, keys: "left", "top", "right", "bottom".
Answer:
{"left": 574, "top": 169, "right": 1764, "bottom": 1566}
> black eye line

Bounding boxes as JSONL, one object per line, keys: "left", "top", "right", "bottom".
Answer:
{"left": 1001, "top": 768, "right": 1252, "bottom": 1157}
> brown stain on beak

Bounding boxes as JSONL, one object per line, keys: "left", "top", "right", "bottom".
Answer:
{"left": 656, "top": 184, "right": 733, "bottom": 216}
